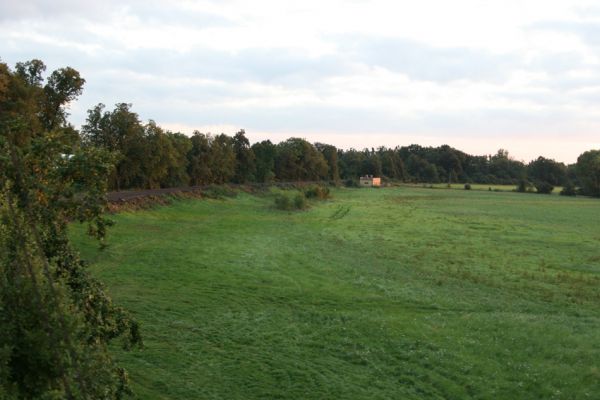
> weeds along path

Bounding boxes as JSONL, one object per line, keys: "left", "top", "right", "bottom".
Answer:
{"left": 71, "top": 187, "right": 600, "bottom": 400}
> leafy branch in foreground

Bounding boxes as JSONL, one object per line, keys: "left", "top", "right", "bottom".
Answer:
{"left": 1, "top": 59, "right": 141, "bottom": 399}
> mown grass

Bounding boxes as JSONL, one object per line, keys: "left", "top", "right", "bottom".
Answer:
{"left": 409, "top": 183, "right": 564, "bottom": 193}
{"left": 70, "top": 187, "right": 600, "bottom": 399}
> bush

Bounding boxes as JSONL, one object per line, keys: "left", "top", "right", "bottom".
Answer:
{"left": 344, "top": 179, "right": 359, "bottom": 188}
{"left": 464, "top": 183, "right": 471, "bottom": 190}
{"left": 274, "top": 194, "right": 292, "bottom": 210}
{"left": 274, "top": 193, "right": 308, "bottom": 210}
{"left": 293, "top": 194, "right": 307, "bottom": 209}
{"left": 304, "top": 185, "right": 330, "bottom": 199}
{"left": 535, "top": 181, "right": 554, "bottom": 194}
{"left": 516, "top": 179, "right": 533, "bottom": 193}
{"left": 560, "top": 183, "right": 577, "bottom": 196}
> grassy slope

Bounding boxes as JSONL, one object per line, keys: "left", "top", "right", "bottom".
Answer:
{"left": 71, "top": 188, "right": 600, "bottom": 399}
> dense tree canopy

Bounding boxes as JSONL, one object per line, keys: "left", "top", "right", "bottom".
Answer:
{"left": 275, "top": 138, "right": 328, "bottom": 181}
{"left": 527, "top": 156, "right": 568, "bottom": 193}
{"left": 78, "top": 106, "right": 596, "bottom": 192}
{"left": 576, "top": 150, "right": 600, "bottom": 197}
{"left": 1, "top": 59, "right": 141, "bottom": 399}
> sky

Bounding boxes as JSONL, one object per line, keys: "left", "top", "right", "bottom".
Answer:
{"left": 2, "top": 0, "right": 600, "bottom": 163}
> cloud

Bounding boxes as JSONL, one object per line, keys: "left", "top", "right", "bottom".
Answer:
{"left": 336, "top": 36, "right": 519, "bottom": 83}
{"left": 531, "top": 20, "right": 600, "bottom": 47}
{"left": 1, "top": 0, "right": 600, "bottom": 163}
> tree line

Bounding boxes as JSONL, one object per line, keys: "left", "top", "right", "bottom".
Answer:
{"left": 79, "top": 101, "right": 600, "bottom": 197}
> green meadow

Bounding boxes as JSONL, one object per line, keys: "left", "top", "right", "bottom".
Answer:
{"left": 71, "top": 187, "right": 600, "bottom": 399}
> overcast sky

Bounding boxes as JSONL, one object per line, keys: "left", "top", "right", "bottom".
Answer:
{"left": 2, "top": 0, "right": 600, "bottom": 162}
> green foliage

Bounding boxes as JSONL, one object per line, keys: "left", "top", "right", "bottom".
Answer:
{"left": 576, "top": 149, "right": 600, "bottom": 197}
{"left": 304, "top": 185, "right": 330, "bottom": 199}
{"left": 186, "top": 132, "right": 236, "bottom": 186}
{"left": 406, "top": 154, "right": 439, "bottom": 183}
{"left": 232, "top": 129, "right": 256, "bottom": 183}
{"left": 210, "top": 134, "right": 236, "bottom": 184}
{"left": 516, "top": 179, "right": 534, "bottom": 193}
{"left": 274, "top": 191, "right": 308, "bottom": 210}
{"left": 275, "top": 138, "right": 328, "bottom": 181}
{"left": 274, "top": 193, "right": 292, "bottom": 210}
{"left": 534, "top": 181, "right": 554, "bottom": 194}
{"left": 560, "top": 182, "right": 577, "bottom": 196}
{"left": 1, "top": 59, "right": 140, "bottom": 399}
{"left": 251, "top": 140, "right": 276, "bottom": 183}
{"left": 344, "top": 179, "right": 360, "bottom": 188}
{"left": 81, "top": 103, "right": 146, "bottom": 190}
{"left": 74, "top": 94, "right": 600, "bottom": 191}
{"left": 528, "top": 156, "right": 567, "bottom": 186}
{"left": 293, "top": 193, "right": 307, "bottom": 209}
{"left": 187, "top": 131, "right": 213, "bottom": 185}
{"left": 315, "top": 142, "right": 341, "bottom": 182}
{"left": 464, "top": 183, "right": 471, "bottom": 190}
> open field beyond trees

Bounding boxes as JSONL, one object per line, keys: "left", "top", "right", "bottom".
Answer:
{"left": 71, "top": 187, "right": 600, "bottom": 399}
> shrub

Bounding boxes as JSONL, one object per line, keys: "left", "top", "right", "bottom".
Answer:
{"left": 560, "top": 183, "right": 577, "bottom": 196}
{"left": 345, "top": 179, "right": 359, "bottom": 188}
{"left": 535, "top": 181, "right": 554, "bottom": 194}
{"left": 274, "top": 193, "right": 308, "bottom": 210}
{"left": 304, "top": 185, "right": 330, "bottom": 199}
{"left": 274, "top": 194, "right": 292, "bottom": 210}
{"left": 516, "top": 179, "right": 533, "bottom": 193}
{"left": 464, "top": 183, "right": 471, "bottom": 190}
{"left": 293, "top": 194, "right": 308, "bottom": 209}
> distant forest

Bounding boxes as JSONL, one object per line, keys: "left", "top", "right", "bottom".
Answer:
{"left": 3, "top": 59, "right": 600, "bottom": 196}
{"left": 81, "top": 102, "right": 600, "bottom": 196}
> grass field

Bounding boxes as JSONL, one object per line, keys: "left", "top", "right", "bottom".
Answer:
{"left": 409, "top": 183, "right": 564, "bottom": 193}
{"left": 71, "top": 187, "right": 600, "bottom": 399}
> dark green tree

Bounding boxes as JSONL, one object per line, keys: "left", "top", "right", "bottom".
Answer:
{"left": 81, "top": 103, "right": 146, "bottom": 190}
{"left": 527, "top": 156, "right": 567, "bottom": 187}
{"left": 378, "top": 147, "right": 406, "bottom": 181}
{"left": 576, "top": 150, "right": 600, "bottom": 197}
{"left": 187, "top": 131, "right": 213, "bottom": 185}
{"left": 163, "top": 131, "right": 192, "bottom": 187}
{"left": 1, "top": 59, "right": 141, "bottom": 399}
{"left": 275, "top": 138, "right": 328, "bottom": 181}
{"left": 210, "top": 133, "right": 236, "bottom": 184}
{"left": 251, "top": 140, "right": 277, "bottom": 183}
{"left": 232, "top": 129, "right": 256, "bottom": 183}
{"left": 315, "top": 142, "right": 340, "bottom": 182}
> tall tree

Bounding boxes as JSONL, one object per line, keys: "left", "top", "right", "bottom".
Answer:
{"left": 576, "top": 150, "right": 600, "bottom": 197}
{"left": 251, "top": 140, "right": 277, "bottom": 183}
{"left": 275, "top": 138, "right": 328, "bottom": 181}
{"left": 81, "top": 103, "right": 146, "bottom": 190}
{"left": 142, "top": 121, "right": 177, "bottom": 189}
{"left": 1, "top": 59, "right": 141, "bottom": 399}
{"left": 379, "top": 147, "right": 406, "bottom": 181}
{"left": 315, "top": 142, "right": 340, "bottom": 182}
{"left": 163, "top": 131, "right": 192, "bottom": 187}
{"left": 232, "top": 129, "right": 256, "bottom": 183}
{"left": 210, "top": 134, "right": 236, "bottom": 184}
{"left": 527, "top": 156, "right": 567, "bottom": 186}
{"left": 187, "top": 131, "right": 213, "bottom": 185}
